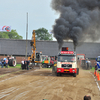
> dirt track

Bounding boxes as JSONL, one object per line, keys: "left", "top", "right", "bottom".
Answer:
{"left": 0, "top": 68, "right": 100, "bottom": 100}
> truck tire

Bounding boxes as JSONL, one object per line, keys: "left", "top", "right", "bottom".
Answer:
{"left": 47, "top": 65, "right": 51, "bottom": 68}
{"left": 77, "top": 68, "right": 79, "bottom": 75}
{"left": 9, "top": 59, "right": 16, "bottom": 67}
{"left": 9, "top": 59, "right": 12, "bottom": 66}
{"left": 73, "top": 73, "right": 76, "bottom": 77}
{"left": 56, "top": 73, "right": 61, "bottom": 76}
{"left": 42, "top": 64, "right": 47, "bottom": 68}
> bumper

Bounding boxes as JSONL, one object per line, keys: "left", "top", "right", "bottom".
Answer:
{"left": 98, "top": 68, "right": 100, "bottom": 70}
{"left": 57, "top": 68, "right": 77, "bottom": 73}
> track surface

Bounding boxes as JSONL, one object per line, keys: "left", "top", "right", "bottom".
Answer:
{"left": 0, "top": 68, "right": 100, "bottom": 100}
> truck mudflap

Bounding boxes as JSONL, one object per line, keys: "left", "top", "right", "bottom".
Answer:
{"left": 57, "top": 68, "right": 77, "bottom": 74}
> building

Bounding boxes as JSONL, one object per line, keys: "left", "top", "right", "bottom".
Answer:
{"left": 0, "top": 38, "right": 100, "bottom": 63}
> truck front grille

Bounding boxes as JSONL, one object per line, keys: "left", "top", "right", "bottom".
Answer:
{"left": 62, "top": 64, "right": 72, "bottom": 68}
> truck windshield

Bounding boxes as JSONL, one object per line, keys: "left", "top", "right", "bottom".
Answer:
{"left": 97, "top": 57, "right": 100, "bottom": 61}
{"left": 58, "top": 55, "right": 76, "bottom": 62}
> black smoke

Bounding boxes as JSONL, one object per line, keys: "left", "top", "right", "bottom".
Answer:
{"left": 51, "top": 0, "right": 100, "bottom": 50}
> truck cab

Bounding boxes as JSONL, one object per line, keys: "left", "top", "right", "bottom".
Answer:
{"left": 52, "top": 47, "right": 79, "bottom": 77}
{"left": 96, "top": 56, "right": 100, "bottom": 71}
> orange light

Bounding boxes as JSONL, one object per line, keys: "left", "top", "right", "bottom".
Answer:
{"left": 62, "top": 47, "right": 69, "bottom": 51}
{"left": 66, "top": 47, "right": 68, "bottom": 51}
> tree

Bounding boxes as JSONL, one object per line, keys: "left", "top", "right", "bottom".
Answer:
{"left": 0, "top": 29, "right": 23, "bottom": 39}
{"left": 35, "top": 28, "right": 53, "bottom": 40}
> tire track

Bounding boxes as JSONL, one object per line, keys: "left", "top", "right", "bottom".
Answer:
{"left": 0, "top": 70, "right": 38, "bottom": 83}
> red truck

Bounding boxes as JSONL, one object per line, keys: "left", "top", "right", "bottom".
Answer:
{"left": 76, "top": 54, "right": 91, "bottom": 70}
{"left": 52, "top": 47, "right": 79, "bottom": 77}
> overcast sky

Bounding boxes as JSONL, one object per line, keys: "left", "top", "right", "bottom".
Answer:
{"left": 0, "top": 0, "right": 59, "bottom": 40}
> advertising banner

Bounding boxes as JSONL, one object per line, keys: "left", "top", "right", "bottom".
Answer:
{"left": 0, "top": 26, "right": 11, "bottom": 32}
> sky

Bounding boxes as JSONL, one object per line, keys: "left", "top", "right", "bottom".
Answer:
{"left": 0, "top": 0, "right": 59, "bottom": 40}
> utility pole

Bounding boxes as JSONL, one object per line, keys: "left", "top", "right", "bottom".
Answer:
{"left": 25, "top": 12, "right": 28, "bottom": 58}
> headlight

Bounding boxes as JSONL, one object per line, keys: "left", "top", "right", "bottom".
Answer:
{"left": 58, "top": 69, "right": 61, "bottom": 71}
{"left": 73, "top": 70, "right": 75, "bottom": 71}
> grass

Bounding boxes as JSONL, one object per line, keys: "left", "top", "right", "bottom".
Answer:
{"left": 90, "top": 67, "right": 95, "bottom": 71}
{"left": 8, "top": 64, "right": 21, "bottom": 69}
{"left": 90, "top": 67, "right": 100, "bottom": 73}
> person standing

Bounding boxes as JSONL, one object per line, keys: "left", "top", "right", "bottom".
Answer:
{"left": 5, "top": 58, "right": 8, "bottom": 68}
{"left": 1, "top": 58, "right": 4, "bottom": 68}
{"left": 21, "top": 59, "right": 24, "bottom": 70}
{"left": 24, "top": 59, "right": 27, "bottom": 69}
{"left": 26, "top": 59, "right": 30, "bottom": 70}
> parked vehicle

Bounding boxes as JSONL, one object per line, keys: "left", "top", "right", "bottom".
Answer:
{"left": 77, "top": 54, "right": 91, "bottom": 70}
{"left": 42, "top": 55, "right": 57, "bottom": 68}
{"left": 0, "top": 56, "right": 16, "bottom": 67}
{"left": 95, "top": 56, "right": 100, "bottom": 71}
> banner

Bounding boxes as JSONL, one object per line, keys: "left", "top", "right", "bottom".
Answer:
{"left": 0, "top": 26, "right": 11, "bottom": 32}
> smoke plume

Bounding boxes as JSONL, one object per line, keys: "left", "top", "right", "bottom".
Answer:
{"left": 51, "top": 0, "right": 100, "bottom": 50}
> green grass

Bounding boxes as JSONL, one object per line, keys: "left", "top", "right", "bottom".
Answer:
{"left": 8, "top": 64, "right": 21, "bottom": 69}
{"left": 90, "top": 67, "right": 95, "bottom": 71}
{"left": 90, "top": 67, "right": 100, "bottom": 73}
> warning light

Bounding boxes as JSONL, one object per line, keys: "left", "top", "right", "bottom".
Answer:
{"left": 62, "top": 47, "right": 69, "bottom": 51}
{"left": 66, "top": 47, "right": 68, "bottom": 51}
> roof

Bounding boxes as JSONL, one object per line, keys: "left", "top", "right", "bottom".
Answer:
{"left": 0, "top": 38, "right": 100, "bottom": 58}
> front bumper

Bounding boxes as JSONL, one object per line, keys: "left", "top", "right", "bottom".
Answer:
{"left": 57, "top": 68, "right": 77, "bottom": 73}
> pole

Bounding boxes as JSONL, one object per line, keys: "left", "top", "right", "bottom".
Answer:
{"left": 25, "top": 12, "right": 28, "bottom": 58}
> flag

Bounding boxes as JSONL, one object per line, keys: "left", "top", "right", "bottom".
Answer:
{"left": 0, "top": 26, "right": 11, "bottom": 32}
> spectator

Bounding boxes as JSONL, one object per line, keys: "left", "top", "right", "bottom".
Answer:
{"left": 24, "top": 59, "right": 27, "bottom": 69}
{"left": 1, "top": 58, "right": 4, "bottom": 68}
{"left": 7, "top": 56, "right": 10, "bottom": 65}
{"left": 21, "top": 59, "right": 24, "bottom": 70}
{"left": 1, "top": 58, "right": 8, "bottom": 68}
{"left": 95, "top": 64, "right": 98, "bottom": 70}
{"left": 5, "top": 58, "right": 8, "bottom": 68}
{"left": 84, "top": 95, "right": 91, "bottom": 100}
{"left": 26, "top": 59, "right": 30, "bottom": 70}
{"left": 3, "top": 58, "right": 6, "bottom": 68}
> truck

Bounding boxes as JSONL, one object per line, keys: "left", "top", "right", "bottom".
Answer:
{"left": 50, "top": 56, "right": 57, "bottom": 66}
{"left": 76, "top": 54, "right": 86, "bottom": 69}
{"left": 77, "top": 54, "right": 91, "bottom": 70}
{"left": 95, "top": 56, "right": 100, "bottom": 71}
{"left": 42, "top": 55, "right": 51, "bottom": 68}
{"left": 42, "top": 55, "right": 57, "bottom": 68}
{"left": 52, "top": 47, "right": 79, "bottom": 77}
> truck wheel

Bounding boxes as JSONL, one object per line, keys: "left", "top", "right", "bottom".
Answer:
{"left": 9, "top": 59, "right": 12, "bottom": 66}
{"left": 77, "top": 68, "right": 79, "bottom": 75}
{"left": 9, "top": 59, "right": 16, "bottom": 67}
{"left": 73, "top": 73, "right": 76, "bottom": 77}
{"left": 12, "top": 59, "right": 16, "bottom": 67}
{"left": 42, "top": 64, "right": 47, "bottom": 68}
{"left": 48, "top": 65, "right": 51, "bottom": 68}
{"left": 56, "top": 73, "right": 61, "bottom": 76}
